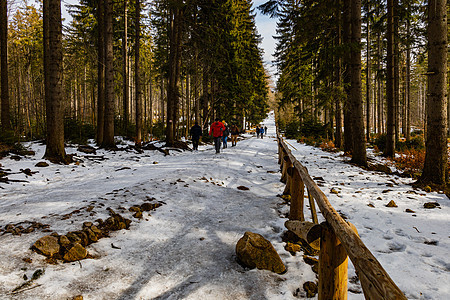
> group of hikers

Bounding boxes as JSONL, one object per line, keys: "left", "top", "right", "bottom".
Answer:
{"left": 255, "top": 125, "right": 267, "bottom": 139}
{"left": 189, "top": 119, "right": 268, "bottom": 153}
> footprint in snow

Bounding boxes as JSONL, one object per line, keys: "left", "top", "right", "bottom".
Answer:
{"left": 387, "top": 241, "right": 406, "bottom": 252}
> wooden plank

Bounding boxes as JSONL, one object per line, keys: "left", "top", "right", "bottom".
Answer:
{"left": 278, "top": 136, "right": 406, "bottom": 300}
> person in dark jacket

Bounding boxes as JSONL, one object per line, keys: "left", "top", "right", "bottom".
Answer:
{"left": 222, "top": 121, "right": 229, "bottom": 149}
{"left": 264, "top": 126, "right": 268, "bottom": 136}
{"left": 230, "top": 124, "right": 240, "bottom": 146}
{"left": 190, "top": 122, "right": 203, "bottom": 150}
{"left": 256, "top": 125, "right": 261, "bottom": 138}
{"left": 209, "top": 118, "right": 225, "bottom": 153}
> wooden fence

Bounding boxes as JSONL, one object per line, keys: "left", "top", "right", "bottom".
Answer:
{"left": 277, "top": 132, "right": 407, "bottom": 300}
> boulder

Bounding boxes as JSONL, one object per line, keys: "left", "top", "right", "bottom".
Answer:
{"left": 63, "top": 243, "right": 87, "bottom": 262}
{"left": 424, "top": 202, "right": 439, "bottom": 209}
{"left": 236, "top": 231, "right": 286, "bottom": 274}
{"left": 32, "top": 235, "right": 60, "bottom": 257}
{"left": 35, "top": 162, "right": 49, "bottom": 168}
{"left": 303, "top": 281, "right": 318, "bottom": 297}
{"left": 59, "top": 235, "right": 71, "bottom": 248}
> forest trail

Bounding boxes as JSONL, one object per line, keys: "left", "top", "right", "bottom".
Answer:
{"left": 0, "top": 112, "right": 449, "bottom": 299}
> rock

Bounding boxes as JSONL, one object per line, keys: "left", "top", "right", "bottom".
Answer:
{"left": 59, "top": 235, "right": 71, "bottom": 248}
{"left": 32, "top": 236, "right": 60, "bottom": 257}
{"left": 424, "top": 202, "right": 440, "bottom": 209}
{"left": 133, "top": 211, "right": 143, "bottom": 219}
{"left": 303, "top": 281, "right": 318, "bottom": 298}
{"left": 330, "top": 188, "right": 339, "bottom": 194}
{"left": 424, "top": 186, "right": 432, "bottom": 193}
{"left": 74, "top": 231, "right": 89, "bottom": 247}
{"left": 370, "top": 163, "right": 392, "bottom": 174}
{"left": 237, "top": 186, "right": 250, "bottom": 191}
{"left": 385, "top": 200, "right": 398, "bottom": 207}
{"left": 236, "top": 231, "right": 286, "bottom": 274}
{"left": 35, "top": 162, "right": 49, "bottom": 167}
{"left": 285, "top": 242, "right": 301, "bottom": 254}
{"left": 78, "top": 145, "right": 96, "bottom": 154}
{"left": 63, "top": 243, "right": 87, "bottom": 262}
{"left": 140, "top": 203, "right": 155, "bottom": 211}
{"left": 66, "top": 232, "right": 82, "bottom": 244}
{"left": 405, "top": 208, "right": 415, "bottom": 213}
{"left": 303, "top": 256, "right": 319, "bottom": 274}
{"left": 82, "top": 222, "right": 93, "bottom": 228}
{"left": 90, "top": 225, "right": 102, "bottom": 237}
{"left": 83, "top": 228, "right": 98, "bottom": 243}
{"left": 72, "top": 296, "right": 83, "bottom": 300}
{"left": 129, "top": 206, "right": 142, "bottom": 213}
{"left": 367, "top": 203, "right": 375, "bottom": 208}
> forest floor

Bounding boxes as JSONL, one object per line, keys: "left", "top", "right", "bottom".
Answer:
{"left": 0, "top": 112, "right": 448, "bottom": 300}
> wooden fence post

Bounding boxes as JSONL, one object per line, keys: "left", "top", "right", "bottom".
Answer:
{"left": 281, "top": 155, "right": 290, "bottom": 183}
{"left": 318, "top": 223, "right": 348, "bottom": 300}
{"left": 289, "top": 169, "right": 305, "bottom": 221}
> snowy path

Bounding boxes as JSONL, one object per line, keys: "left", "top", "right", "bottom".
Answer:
{"left": 0, "top": 112, "right": 449, "bottom": 300}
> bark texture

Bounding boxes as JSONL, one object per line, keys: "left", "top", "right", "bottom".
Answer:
{"left": 43, "top": 0, "right": 66, "bottom": 162}
{"left": 420, "top": 0, "right": 448, "bottom": 185}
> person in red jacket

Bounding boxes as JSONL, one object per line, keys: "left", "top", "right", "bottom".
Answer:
{"left": 209, "top": 118, "right": 225, "bottom": 153}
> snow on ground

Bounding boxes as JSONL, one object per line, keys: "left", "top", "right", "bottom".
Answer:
{"left": 0, "top": 111, "right": 448, "bottom": 300}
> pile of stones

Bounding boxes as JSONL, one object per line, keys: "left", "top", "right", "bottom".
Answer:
{"left": 31, "top": 209, "right": 131, "bottom": 263}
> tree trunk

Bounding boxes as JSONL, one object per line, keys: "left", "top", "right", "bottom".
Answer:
{"left": 334, "top": 0, "right": 343, "bottom": 148}
{"left": 343, "top": 0, "right": 353, "bottom": 153}
{"left": 393, "top": 0, "right": 400, "bottom": 142}
{"left": 365, "top": 2, "right": 370, "bottom": 142}
{"left": 135, "top": 0, "right": 142, "bottom": 146}
{"left": 122, "top": 0, "right": 129, "bottom": 136}
{"left": 43, "top": 0, "right": 66, "bottom": 162}
{"left": 1, "top": 0, "right": 11, "bottom": 130}
{"left": 405, "top": 2, "right": 411, "bottom": 142}
{"left": 350, "top": 0, "right": 366, "bottom": 166}
{"left": 96, "top": 0, "right": 105, "bottom": 145}
{"left": 102, "top": 0, "right": 116, "bottom": 149}
{"left": 166, "top": 4, "right": 183, "bottom": 145}
{"left": 419, "top": 0, "right": 448, "bottom": 185}
{"left": 385, "top": 0, "right": 395, "bottom": 157}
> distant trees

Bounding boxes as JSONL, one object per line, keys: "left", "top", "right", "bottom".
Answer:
{"left": 261, "top": 0, "right": 447, "bottom": 184}
{"left": 2, "top": 0, "right": 268, "bottom": 148}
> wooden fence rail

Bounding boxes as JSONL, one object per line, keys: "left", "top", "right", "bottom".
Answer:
{"left": 277, "top": 132, "right": 406, "bottom": 300}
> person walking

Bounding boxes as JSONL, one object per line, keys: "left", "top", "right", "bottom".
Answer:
{"left": 222, "top": 121, "right": 229, "bottom": 148}
{"left": 264, "top": 126, "right": 268, "bottom": 136}
{"left": 209, "top": 118, "right": 225, "bottom": 153}
{"left": 260, "top": 126, "right": 264, "bottom": 139}
{"left": 256, "top": 125, "right": 261, "bottom": 138}
{"left": 230, "top": 123, "right": 240, "bottom": 146}
{"left": 190, "top": 122, "right": 202, "bottom": 150}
